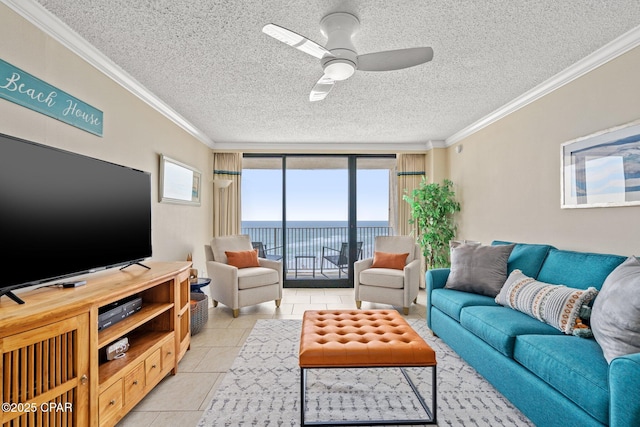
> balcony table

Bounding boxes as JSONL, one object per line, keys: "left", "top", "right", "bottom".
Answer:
{"left": 295, "top": 255, "right": 316, "bottom": 278}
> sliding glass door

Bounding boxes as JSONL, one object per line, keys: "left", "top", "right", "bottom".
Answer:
{"left": 285, "top": 157, "right": 349, "bottom": 286}
{"left": 241, "top": 158, "right": 283, "bottom": 263}
{"left": 356, "top": 158, "right": 395, "bottom": 262}
{"left": 242, "top": 154, "right": 395, "bottom": 288}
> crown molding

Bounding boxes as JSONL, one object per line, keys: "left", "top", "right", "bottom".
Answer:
{"left": 211, "top": 140, "right": 436, "bottom": 153}
{"left": 445, "top": 24, "right": 640, "bottom": 147}
{"left": 426, "top": 140, "right": 446, "bottom": 150}
{"left": 2, "top": 0, "right": 215, "bottom": 148}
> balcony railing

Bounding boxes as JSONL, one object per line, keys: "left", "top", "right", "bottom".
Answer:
{"left": 241, "top": 226, "right": 394, "bottom": 278}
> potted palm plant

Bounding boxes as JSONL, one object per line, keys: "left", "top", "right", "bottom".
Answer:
{"left": 403, "top": 178, "right": 461, "bottom": 269}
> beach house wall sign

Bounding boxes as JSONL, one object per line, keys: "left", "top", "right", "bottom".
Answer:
{"left": 0, "top": 58, "right": 103, "bottom": 136}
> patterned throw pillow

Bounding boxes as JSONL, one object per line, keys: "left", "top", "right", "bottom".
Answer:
{"left": 495, "top": 269, "right": 598, "bottom": 334}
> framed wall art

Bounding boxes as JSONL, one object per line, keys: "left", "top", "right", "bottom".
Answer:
{"left": 159, "top": 155, "right": 201, "bottom": 205}
{"left": 561, "top": 119, "right": 640, "bottom": 208}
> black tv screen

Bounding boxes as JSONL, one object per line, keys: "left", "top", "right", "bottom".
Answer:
{"left": 0, "top": 133, "right": 152, "bottom": 302}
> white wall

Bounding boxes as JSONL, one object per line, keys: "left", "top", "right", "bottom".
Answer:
{"left": 0, "top": 4, "right": 213, "bottom": 276}
{"left": 448, "top": 46, "right": 640, "bottom": 256}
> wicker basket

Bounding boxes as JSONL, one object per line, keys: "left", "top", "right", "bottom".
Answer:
{"left": 190, "top": 292, "right": 208, "bottom": 335}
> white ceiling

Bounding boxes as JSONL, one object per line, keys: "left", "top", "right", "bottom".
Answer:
{"left": 10, "top": 1, "right": 640, "bottom": 151}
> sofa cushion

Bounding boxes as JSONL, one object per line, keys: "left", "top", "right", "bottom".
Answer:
{"left": 445, "top": 243, "right": 515, "bottom": 297}
{"left": 359, "top": 268, "right": 405, "bottom": 289}
{"left": 430, "top": 288, "right": 498, "bottom": 322}
{"left": 536, "top": 248, "right": 626, "bottom": 290}
{"left": 496, "top": 269, "right": 599, "bottom": 334}
{"left": 460, "top": 306, "right": 561, "bottom": 357}
{"left": 513, "top": 335, "right": 609, "bottom": 424}
{"left": 237, "top": 267, "right": 279, "bottom": 290}
{"left": 591, "top": 256, "right": 640, "bottom": 363}
{"left": 491, "top": 241, "right": 554, "bottom": 278}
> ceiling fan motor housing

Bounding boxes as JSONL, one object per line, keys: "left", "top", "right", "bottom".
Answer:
{"left": 320, "top": 12, "right": 360, "bottom": 80}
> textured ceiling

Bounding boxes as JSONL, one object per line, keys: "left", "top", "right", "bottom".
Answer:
{"left": 29, "top": 1, "right": 640, "bottom": 150}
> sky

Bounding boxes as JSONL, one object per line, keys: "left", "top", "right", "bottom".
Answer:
{"left": 242, "top": 168, "right": 390, "bottom": 222}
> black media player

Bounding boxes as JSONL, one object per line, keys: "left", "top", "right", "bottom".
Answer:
{"left": 98, "top": 295, "right": 142, "bottom": 331}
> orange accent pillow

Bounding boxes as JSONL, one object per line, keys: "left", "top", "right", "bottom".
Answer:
{"left": 225, "top": 249, "right": 260, "bottom": 268}
{"left": 371, "top": 251, "right": 409, "bottom": 270}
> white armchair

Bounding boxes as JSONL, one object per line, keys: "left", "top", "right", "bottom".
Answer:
{"left": 205, "top": 235, "right": 283, "bottom": 318}
{"left": 354, "top": 235, "right": 421, "bottom": 315}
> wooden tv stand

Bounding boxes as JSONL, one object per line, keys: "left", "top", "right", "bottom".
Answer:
{"left": 0, "top": 261, "right": 192, "bottom": 427}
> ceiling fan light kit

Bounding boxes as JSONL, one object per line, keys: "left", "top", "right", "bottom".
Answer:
{"left": 263, "top": 11, "right": 433, "bottom": 102}
{"left": 323, "top": 59, "right": 356, "bottom": 80}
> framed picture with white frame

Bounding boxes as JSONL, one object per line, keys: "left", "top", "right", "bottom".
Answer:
{"left": 159, "top": 155, "right": 202, "bottom": 205}
{"left": 561, "top": 119, "right": 640, "bottom": 209}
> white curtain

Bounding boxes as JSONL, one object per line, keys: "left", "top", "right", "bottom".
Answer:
{"left": 213, "top": 153, "right": 242, "bottom": 237}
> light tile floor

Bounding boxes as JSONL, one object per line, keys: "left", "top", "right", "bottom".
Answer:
{"left": 116, "top": 287, "right": 427, "bottom": 426}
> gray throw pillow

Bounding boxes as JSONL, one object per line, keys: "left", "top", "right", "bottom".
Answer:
{"left": 591, "top": 256, "right": 640, "bottom": 364}
{"left": 445, "top": 242, "right": 515, "bottom": 297}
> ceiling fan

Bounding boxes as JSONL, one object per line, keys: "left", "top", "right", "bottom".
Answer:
{"left": 263, "top": 12, "right": 433, "bottom": 102}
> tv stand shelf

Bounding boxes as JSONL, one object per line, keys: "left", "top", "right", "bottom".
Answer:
{"left": 98, "top": 302, "right": 174, "bottom": 349}
{"left": 0, "top": 261, "right": 191, "bottom": 427}
{"left": 98, "top": 331, "right": 173, "bottom": 384}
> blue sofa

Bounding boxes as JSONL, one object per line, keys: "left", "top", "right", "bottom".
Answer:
{"left": 426, "top": 241, "right": 640, "bottom": 427}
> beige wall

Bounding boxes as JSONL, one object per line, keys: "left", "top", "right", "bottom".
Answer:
{"left": 448, "top": 46, "right": 640, "bottom": 255}
{"left": 0, "top": 5, "right": 213, "bottom": 276}
{"left": 427, "top": 147, "right": 448, "bottom": 184}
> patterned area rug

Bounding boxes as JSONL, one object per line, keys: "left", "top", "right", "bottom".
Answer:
{"left": 197, "top": 319, "right": 533, "bottom": 426}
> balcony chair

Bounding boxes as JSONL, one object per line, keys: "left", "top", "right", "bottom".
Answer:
{"left": 320, "top": 242, "right": 363, "bottom": 278}
{"left": 251, "top": 241, "right": 283, "bottom": 261}
{"left": 354, "top": 235, "right": 421, "bottom": 315}
{"left": 205, "top": 235, "right": 282, "bottom": 318}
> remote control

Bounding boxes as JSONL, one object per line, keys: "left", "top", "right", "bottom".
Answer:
{"left": 61, "top": 281, "right": 87, "bottom": 288}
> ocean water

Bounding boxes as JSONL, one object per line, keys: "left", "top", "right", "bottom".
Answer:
{"left": 241, "top": 220, "right": 392, "bottom": 262}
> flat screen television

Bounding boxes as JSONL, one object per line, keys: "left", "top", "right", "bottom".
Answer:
{"left": 0, "top": 133, "right": 152, "bottom": 304}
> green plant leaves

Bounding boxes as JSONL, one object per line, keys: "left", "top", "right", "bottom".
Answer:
{"left": 403, "top": 178, "right": 460, "bottom": 269}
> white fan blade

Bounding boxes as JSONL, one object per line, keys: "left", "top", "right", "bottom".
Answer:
{"left": 263, "top": 24, "right": 333, "bottom": 59}
{"left": 309, "top": 75, "right": 335, "bottom": 102}
{"left": 357, "top": 47, "right": 433, "bottom": 71}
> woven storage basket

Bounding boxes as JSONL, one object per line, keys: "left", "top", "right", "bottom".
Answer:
{"left": 190, "top": 292, "right": 208, "bottom": 335}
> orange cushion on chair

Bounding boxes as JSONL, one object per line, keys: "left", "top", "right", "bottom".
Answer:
{"left": 371, "top": 251, "right": 409, "bottom": 270}
{"left": 225, "top": 249, "right": 260, "bottom": 268}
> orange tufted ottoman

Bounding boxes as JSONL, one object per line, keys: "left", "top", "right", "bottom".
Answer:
{"left": 299, "top": 309, "right": 437, "bottom": 426}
